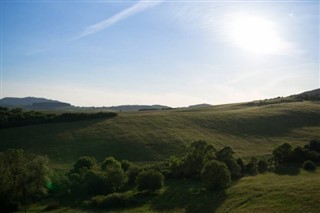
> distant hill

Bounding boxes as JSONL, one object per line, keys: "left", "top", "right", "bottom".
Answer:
{"left": 292, "top": 88, "right": 320, "bottom": 101}
{"left": 106, "top": 105, "right": 170, "bottom": 112}
{"left": 0, "top": 97, "right": 170, "bottom": 112}
{"left": 0, "top": 97, "right": 60, "bottom": 106}
{"left": 188, "top": 103, "right": 212, "bottom": 109}
{"left": 248, "top": 88, "right": 320, "bottom": 106}
{"left": 0, "top": 97, "right": 72, "bottom": 110}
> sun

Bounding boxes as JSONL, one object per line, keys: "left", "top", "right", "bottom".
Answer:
{"left": 226, "top": 14, "right": 285, "bottom": 54}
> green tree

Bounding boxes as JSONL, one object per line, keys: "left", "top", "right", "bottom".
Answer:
{"left": 0, "top": 149, "right": 50, "bottom": 212}
{"left": 71, "top": 156, "right": 96, "bottom": 174}
{"left": 101, "top": 157, "right": 122, "bottom": 171}
{"left": 136, "top": 170, "right": 164, "bottom": 191}
{"left": 216, "top": 146, "right": 242, "bottom": 180}
{"left": 245, "top": 158, "right": 258, "bottom": 176}
{"left": 179, "top": 140, "right": 216, "bottom": 178}
{"left": 272, "top": 143, "right": 293, "bottom": 165}
{"left": 258, "top": 159, "right": 268, "bottom": 173}
{"left": 302, "top": 160, "right": 316, "bottom": 172}
{"left": 201, "top": 160, "right": 231, "bottom": 190}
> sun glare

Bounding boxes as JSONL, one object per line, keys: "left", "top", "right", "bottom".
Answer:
{"left": 227, "top": 15, "right": 286, "bottom": 54}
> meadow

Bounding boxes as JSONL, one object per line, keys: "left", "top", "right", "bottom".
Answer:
{"left": 1, "top": 100, "right": 320, "bottom": 213}
{"left": 1, "top": 101, "right": 320, "bottom": 164}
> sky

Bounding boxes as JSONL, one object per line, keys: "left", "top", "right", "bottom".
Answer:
{"left": 1, "top": 0, "right": 319, "bottom": 107}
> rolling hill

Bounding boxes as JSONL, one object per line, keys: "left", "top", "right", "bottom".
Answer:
{"left": 1, "top": 100, "right": 319, "bottom": 164}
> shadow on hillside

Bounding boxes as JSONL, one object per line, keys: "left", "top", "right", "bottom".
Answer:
{"left": 0, "top": 118, "right": 110, "bottom": 161}
{"left": 150, "top": 180, "right": 226, "bottom": 213}
{"left": 190, "top": 112, "right": 320, "bottom": 137}
{"left": 274, "top": 164, "right": 300, "bottom": 176}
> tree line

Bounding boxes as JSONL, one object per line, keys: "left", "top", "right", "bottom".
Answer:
{"left": 0, "top": 107, "right": 117, "bottom": 129}
{"left": 0, "top": 139, "right": 319, "bottom": 212}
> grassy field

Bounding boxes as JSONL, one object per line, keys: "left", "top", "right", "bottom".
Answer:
{"left": 23, "top": 169, "right": 320, "bottom": 213}
{"left": 1, "top": 101, "right": 320, "bottom": 165}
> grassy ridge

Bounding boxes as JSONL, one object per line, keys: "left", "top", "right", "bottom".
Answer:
{"left": 1, "top": 101, "right": 320, "bottom": 163}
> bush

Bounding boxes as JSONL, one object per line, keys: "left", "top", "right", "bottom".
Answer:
{"left": 245, "top": 158, "right": 258, "bottom": 176}
{"left": 224, "top": 159, "right": 242, "bottom": 180}
{"left": 87, "top": 193, "right": 132, "bottom": 208}
{"left": 302, "top": 160, "right": 316, "bottom": 171}
{"left": 80, "top": 168, "right": 126, "bottom": 196}
{"left": 126, "top": 165, "right": 143, "bottom": 185}
{"left": 272, "top": 143, "right": 293, "bottom": 165}
{"left": 136, "top": 170, "right": 164, "bottom": 191}
{"left": 101, "top": 157, "right": 122, "bottom": 171}
{"left": 200, "top": 160, "right": 231, "bottom": 190}
{"left": 71, "top": 156, "right": 96, "bottom": 174}
{"left": 258, "top": 160, "right": 268, "bottom": 173}
{"left": 121, "top": 160, "right": 132, "bottom": 172}
{"left": 308, "top": 140, "right": 320, "bottom": 153}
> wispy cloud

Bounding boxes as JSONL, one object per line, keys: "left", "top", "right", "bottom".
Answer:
{"left": 74, "top": 1, "right": 162, "bottom": 39}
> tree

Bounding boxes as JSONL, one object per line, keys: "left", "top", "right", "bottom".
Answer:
{"left": 216, "top": 146, "right": 242, "bottom": 180}
{"left": 302, "top": 160, "right": 316, "bottom": 172}
{"left": 101, "top": 157, "right": 122, "bottom": 171}
{"left": 126, "top": 164, "right": 143, "bottom": 185}
{"left": 0, "top": 149, "right": 50, "bottom": 212}
{"left": 200, "top": 160, "right": 231, "bottom": 190}
{"left": 178, "top": 140, "right": 216, "bottom": 178}
{"left": 309, "top": 140, "right": 320, "bottom": 153}
{"left": 136, "top": 170, "right": 164, "bottom": 191}
{"left": 215, "top": 146, "right": 234, "bottom": 161}
{"left": 120, "top": 160, "right": 132, "bottom": 172}
{"left": 272, "top": 143, "right": 293, "bottom": 165}
{"left": 245, "top": 158, "right": 258, "bottom": 176}
{"left": 71, "top": 156, "right": 96, "bottom": 174}
{"left": 224, "top": 159, "right": 242, "bottom": 180}
{"left": 258, "top": 160, "right": 268, "bottom": 173}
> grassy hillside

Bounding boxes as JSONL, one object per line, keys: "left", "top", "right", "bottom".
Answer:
{"left": 1, "top": 101, "right": 320, "bottom": 164}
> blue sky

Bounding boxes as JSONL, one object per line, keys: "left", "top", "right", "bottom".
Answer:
{"left": 1, "top": 1, "right": 319, "bottom": 107}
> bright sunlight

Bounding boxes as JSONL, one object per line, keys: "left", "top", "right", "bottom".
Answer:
{"left": 226, "top": 14, "right": 287, "bottom": 54}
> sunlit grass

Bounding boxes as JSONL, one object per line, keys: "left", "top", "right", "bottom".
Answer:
{"left": 1, "top": 101, "right": 320, "bottom": 164}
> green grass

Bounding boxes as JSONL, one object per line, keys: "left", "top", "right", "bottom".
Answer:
{"left": 23, "top": 169, "right": 320, "bottom": 213}
{"left": 1, "top": 101, "right": 320, "bottom": 164}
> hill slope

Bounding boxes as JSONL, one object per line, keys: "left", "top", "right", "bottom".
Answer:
{"left": 0, "top": 101, "right": 320, "bottom": 163}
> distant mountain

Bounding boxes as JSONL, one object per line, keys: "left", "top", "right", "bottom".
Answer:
{"left": 188, "top": 103, "right": 212, "bottom": 109}
{"left": 0, "top": 97, "right": 72, "bottom": 110}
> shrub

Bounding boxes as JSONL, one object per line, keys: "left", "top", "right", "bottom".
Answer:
{"left": 80, "top": 168, "right": 126, "bottom": 196}
{"left": 71, "top": 156, "right": 96, "bottom": 174}
{"left": 121, "top": 160, "right": 132, "bottom": 172}
{"left": 308, "top": 140, "right": 320, "bottom": 153}
{"left": 224, "top": 159, "right": 242, "bottom": 180}
{"left": 87, "top": 193, "right": 132, "bottom": 208}
{"left": 302, "top": 160, "right": 316, "bottom": 171}
{"left": 200, "top": 160, "right": 231, "bottom": 190}
{"left": 126, "top": 165, "right": 143, "bottom": 185}
{"left": 272, "top": 143, "right": 293, "bottom": 165}
{"left": 245, "top": 158, "right": 258, "bottom": 176}
{"left": 101, "top": 157, "right": 122, "bottom": 171}
{"left": 258, "top": 160, "right": 268, "bottom": 173}
{"left": 136, "top": 170, "right": 164, "bottom": 191}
